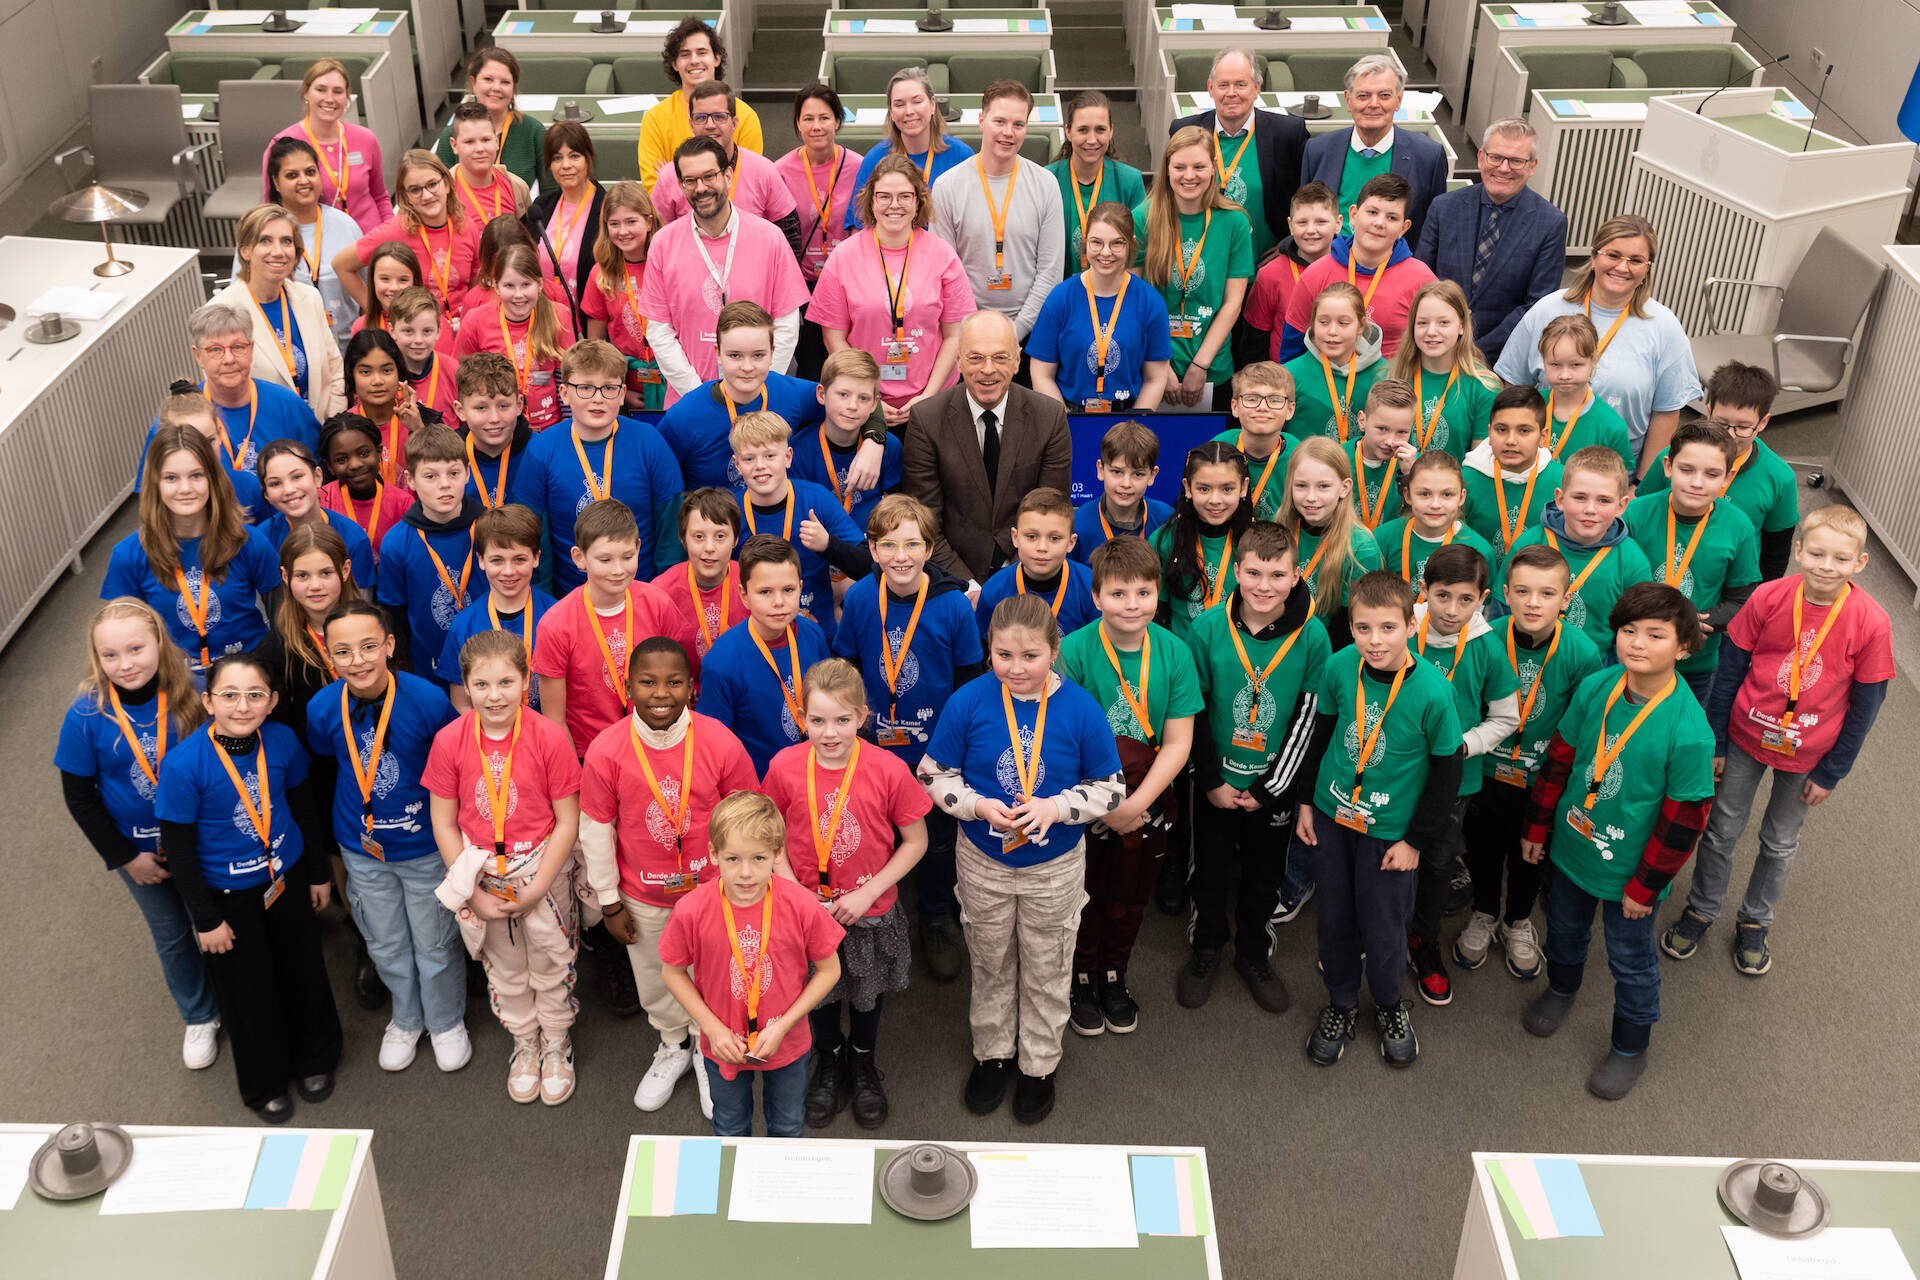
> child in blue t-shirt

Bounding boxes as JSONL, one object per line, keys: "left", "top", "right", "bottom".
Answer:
{"left": 919, "top": 594, "right": 1125, "bottom": 1124}
{"left": 697, "top": 536, "right": 831, "bottom": 775}
{"left": 453, "top": 351, "right": 534, "bottom": 522}
{"left": 154, "top": 652, "right": 342, "bottom": 1121}
{"left": 436, "top": 504, "right": 558, "bottom": 712}
{"left": 655, "top": 304, "right": 829, "bottom": 491}
{"left": 790, "top": 348, "right": 904, "bottom": 566}
{"left": 728, "top": 410, "right": 868, "bottom": 646}
{"left": 1028, "top": 203, "right": 1172, "bottom": 414}
{"left": 139, "top": 371, "right": 319, "bottom": 484}
{"left": 377, "top": 423, "right": 487, "bottom": 679}
{"left": 257, "top": 440, "right": 377, "bottom": 594}
{"left": 975, "top": 487, "right": 1098, "bottom": 646}
{"left": 1072, "top": 419, "right": 1172, "bottom": 565}
{"left": 306, "top": 600, "right": 466, "bottom": 1074}
{"left": 138, "top": 383, "right": 271, "bottom": 520}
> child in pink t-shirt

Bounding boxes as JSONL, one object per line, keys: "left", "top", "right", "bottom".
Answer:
{"left": 660, "top": 792, "right": 844, "bottom": 1138}
{"left": 1243, "top": 181, "right": 1339, "bottom": 363}
{"left": 319, "top": 414, "right": 417, "bottom": 561}
{"left": 650, "top": 488, "right": 748, "bottom": 657}
{"left": 761, "top": 659, "right": 928, "bottom": 1129}
{"left": 452, "top": 243, "right": 576, "bottom": 431}
{"left": 1280, "top": 174, "right": 1435, "bottom": 361}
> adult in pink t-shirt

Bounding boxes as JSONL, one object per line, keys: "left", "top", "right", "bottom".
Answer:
{"left": 531, "top": 581, "right": 703, "bottom": 757}
{"left": 266, "top": 59, "right": 392, "bottom": 231}
{"left": 344, "top": 162, "right": 482, "bottom": 324}
{"left": 636, "top": 139, "right": 810, "bottom": 406}
{"left": 1725, "top": 575, "right": 1897, "bottom": 771}
{"left": 421, "top": 708, "right": 583, "bottom": 855}
{"left": 807, "top": 155, "right": 973, "bottom": 420}
{"left": 774, "top": 103, "right": 862, "bottom": 285}
{"left": 650, "top": 150, "right": 797, "bottom": 228}
{"left": 760, "top": 741, "right": 932, "bottom": 916}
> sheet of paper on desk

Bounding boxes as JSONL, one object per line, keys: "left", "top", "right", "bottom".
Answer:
{"left": 1290, "top": 16, "right": 1355, "bottom": 30}
{"left": 1722, "top": 1227, "right": 1918, "bottom": 1280}
{"left": 98, "top": 1134, "right": 261, "bottom": 1215}
{"left": 597, "top": 95, "right": 661, "bottom": 116}
{"left": 1509, "top": 2, "right": 1592, "bottom": 24}
{"left": 1622, "top": 0, "right": 1698, "bottom": 15}
{"left": 197, "top": 10, "right": 270, "bottom": 24}
{"left": 182, "top": 102, "right": 205, "bottom": 119}
{"left": 1169, "top": 4, "right": 1239, "bottom": 20}
{"left": 297, "top": 21, "right": 365, "bottom": 36}
{"left": 626, "top": 20, "right": 675, "bottom": 32}
{"left": 862, "top": 18, "right": 919, "bottom": 32}
{"left": 574, "top": 8, "right": 630, "bottom": 20}
{"left": 727, "top": 1143, "right": 873, "bottom": 1224}
{"left": 627, "top": 1137, "right": 721, "bottom": 1216}
{"left": 312, "top": 6, "right": 376, "bottom": 18}
{"left": 1583, "top": 101, "right": 1649, "bottom": 120}
{"left": 854, "top": 107, "right": 890, "bottom": 125}
{"left": 0, "top": 1133, "right": 47, "bottom": 1210}
{"left": 968, "top": 1148, "right": 1138, "bottom": 1249}
{"left": 27, "top": 287, "right": 123, "bottom": 321}
{"left": 516, "top": 94, "right": 560, "bottom": 112}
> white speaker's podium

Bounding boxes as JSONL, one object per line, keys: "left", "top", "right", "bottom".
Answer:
{"left": 1621, "top": 89, "right": 1914, "bottom": 335}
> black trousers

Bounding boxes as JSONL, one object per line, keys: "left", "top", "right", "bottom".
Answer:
{"left": 1312, "top": 812, "right": 1417, "bottom": 1010}
{"left": 913, "top": 808, "right": 959, "bottom": 922}
{"left": 1409, "top": 796, "right": 1470, "bottom": 940}
{"left": 1190, "top": 794, "right": 1292, "bottom": 955}
{"left": 202, "top": 876, "right": 343, "bottom": 1109}
{"left": 1463, "top": 776, "right": 1544, "bottom": 923}
{"left": 795, "top": 311, "right": 829, "bottom": 383}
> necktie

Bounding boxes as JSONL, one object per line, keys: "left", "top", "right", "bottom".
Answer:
{"left": 1360, "top": 148, "right": 1382, "bottom": 159}
{"left": 1471, "top": 202, "right": 1504, "bottom": 296}
{"left": 981, "top": 408, "right": 1000, "bottom": 495}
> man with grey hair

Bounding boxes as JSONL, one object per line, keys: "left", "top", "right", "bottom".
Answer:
{"left": 1414, "top": 117, "right": 1567, "bottom": 358}
{"left": 1299, "top": 51, "right": 1448, "bottom": 236}
{"left": 1170, "top": 47, "right": 1307, "bottom": 260}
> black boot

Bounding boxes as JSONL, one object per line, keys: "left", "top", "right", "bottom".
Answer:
{"left": 803, "top": 1045, "right": 849, "bottom": 1129}
{"left": 848, "top": 1047, "right": 888, "bottom": 1128}
{"left": 353, "top": 934, "right": 388, "bottom": 1011}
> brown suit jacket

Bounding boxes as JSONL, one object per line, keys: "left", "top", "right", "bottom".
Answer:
{"left": 901, "top": 384, "right": 1074, "bottom": 583}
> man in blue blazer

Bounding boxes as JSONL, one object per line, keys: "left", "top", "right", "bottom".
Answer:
{"left": 1414, "top": 117, "right": 1567, "bottom": 360}
{"left": 1299, "top": 53, "right": 1448, "bottom": 240}
{"left": 1170, "top": 48, "right": 1308, "bottom": 263}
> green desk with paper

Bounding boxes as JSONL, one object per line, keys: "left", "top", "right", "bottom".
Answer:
{"left": 605, "top": 1136, "right": 1222, "bottom": 1280}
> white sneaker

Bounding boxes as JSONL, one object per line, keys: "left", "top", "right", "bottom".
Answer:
{"left": 429, "top": 1024, "right": 473, "bottom": 1072}
{"left": 633, "top": 1039, "right": 695, "bottom": 1111}
{"left": 182, "top": 1018, "right": 220, "bottom": 1070}
{"left": 507, "top": 1035, "right": 542, "bottom": 1103}
{"left": 692, "top": 1044, "right": 714, "bottom": 1120}
{"left": 378, "top": 1022, "right": 420, "bottom": 1072}
{"left": 540, "top": 1037, "right": 575, "bottom": 1106}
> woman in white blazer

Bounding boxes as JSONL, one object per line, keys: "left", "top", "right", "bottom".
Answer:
{"left": 214, "top": 204, "right": 346, "bottom": 420}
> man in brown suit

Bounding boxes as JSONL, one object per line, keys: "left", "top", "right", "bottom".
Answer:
{"left": 902, "top": 311, "right": 1074, "bottom": 591}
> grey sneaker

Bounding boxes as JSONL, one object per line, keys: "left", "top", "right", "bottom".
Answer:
{"left": 1376, "top": 1000, "right": 1419, "bottom": 1068}
{"left": 1587, "top": 1048, "right": 1649, "bottom": 1100}
{"left": 1306, "top": 1003, "right": 1357, "bottom": 1066}
{"left": 1453, "top": 912, "right": 1497, "bottom": 970}
{"left": 1733, "top": 923, "right": 1772, "bottom": 976}
{"left": 1500, "top": 918, "right": 1543, "bottom": 981}
{"left": 1660, "top": 907, "right": 1713, "bottom": 960}
{"left": 1522, "top": 989, "right": 1576, "bottom": 1038}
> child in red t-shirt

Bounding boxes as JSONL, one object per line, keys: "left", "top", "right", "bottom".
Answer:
{"left": 453, "top": 242, "right": 575, "bottom": 430}
{"left": 660, "top": 792, "right": 844, "bottom": 1138}
{"left": 424, "top": 630, "right": 584, "bottom": 1106}
{"left": 1663, "top": 505, "right": 1894, "bottom": 976}
{"left": 1241, "top": 181, "right": 1339, "bottom": 364}
{"left": 581, "top": 636, "right": 758, "bottom": 1121}
{"left": 650, "top": 488, "right": 748, "bottom": 658}
{"left": 762, "top": 659, "right": 930, "bottom": 1130}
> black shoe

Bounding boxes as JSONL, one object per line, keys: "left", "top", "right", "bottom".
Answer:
{"left": 602, "top": 951, "right": 641, "bottom": 1017}
{"left": 848, "top": 1048, "right": 888, "bottom": 1128}
{"left": 1174, "top": 947, "right": 1222, "bottom": 1009}
{"left": 1233, "top": 949, "right": 1290, "bottom": 1013}
{"left": 1587, "top": 1048, "right": 1650, "bottom": 1100}
{"left": 921, "top": 917, "right": 965, "bottom": 983}
{"left": 253, "top": 1093, "right": 295, "bottom": 1124}
{"left": 1012, "top": 1071, "right": 1055, "bottom": 1124}
{"left": 1522, "top": 989, "right": 1576, "bottom": 1038}
{"left": 1069, "top": 973, "right": 1105, "bottom": 1037}
{"left": 1408, "top": 934, "right": 1453, "bottom": 1007}
{"left": 294, "top": 1072, "right": 334, "bottom": 1102}
{"left": 1445, "top": 857, "right": 1474, "bottom": 918}
{"left": 1100, "top": 970, "right": 1139, "bottom": 1034}
{"left": 353, "top": 937, "right": 388, "bottom": 1010}
{"left": 1272, "top": 883, "right": 1314, "bottom": 924}
{"left": 1152, "top": 855, "right": 1188, "bottom": 916}
{"left": 1376, "top": 1000, "right": 1419, "bottom": 1068}
{"left": 964, "top": 1058, "right": 1012, "bottom": 1114}
{"left": 803, "top": 1045, "right": 849, "bottom": 1129}
{"left": 1306, "top": 1004, "right": 1357, "bottom": 1066}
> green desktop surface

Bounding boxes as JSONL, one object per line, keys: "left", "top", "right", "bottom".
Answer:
{"left": 0, "top": 1195, "right": 333, "bottom": 1280}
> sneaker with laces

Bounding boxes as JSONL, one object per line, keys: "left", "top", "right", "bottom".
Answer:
{"left": 1733, "top": 923, "right": 1772, "bottom": 976}
{"left": 1233, "top": 949, "right": 1289, "bottom": 1013}
{"left": 1453, "top": 912, "right": 1497, "bottom": 970}
{"left": 848, "top": 1048, "right": 888, "bottom": 1128}
{"left": 1500, "top": 918, "right": 1542, "bottom": 980}
{"left": 1100, "top": 970, "right": 1139, "bottom": 1034}
{"left": 540, "top": 1037, "right": 575, "bottom": 1106}
{"left": 633, "top": 1038, "right": 695, "bottom": 1111}
{"left": 1174, "top": 947, "right": 1222, "bottom": 1009}
{"left": 804, "top": 1044, "right": 849, "bottom": 1128}
{"left": 1660, "top": 907, "right": 1713, "bottom": 960}
{"left": 378, "top": 1022, "right": 420, "bottom": 1072}
{"left": 1273, "top": 883, "right": 1314, "bottom": 924}
{"left": 507, "top": 1035, "right": 542, "bottom": 1104}
{"left": 181, "top": 1018, "right": 220, "bottom": 1070}
{"left": 1376, "top": 1000, "right": 1419, "bottom": 1068}
{"left": 1408, "top": 934, "right": 1453, "bottom": 1006}
{"left": 1069, "top": 972, "right": 1105, "bottom": 1037}
{"left": 1306, "top": 1004, "right": 1357, "bottom": 1066}
{"left": 1445, "top": 859, "right": 1475, "bottom": 917}
{"left": 429, "top": 1024, "right": 473, "bottom": 1072}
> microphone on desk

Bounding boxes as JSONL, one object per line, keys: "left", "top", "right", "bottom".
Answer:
{"left": 1803, "top": 63, "right": 1835, "bottom": 152}
{"left": 1696, "top": 52, "right": 1790, "bottom": 114}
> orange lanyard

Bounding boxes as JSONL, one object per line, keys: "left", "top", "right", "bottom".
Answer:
{"left": 820, "top": 430, "right": 855, "bottom": 512}
{"left": 1068, "top": 163, "right": 1104, "bottom": 259}
{"left": 1200, "top": 532, "right": 1233, "bottom": 608}
{"left": 1353, "top": 442, "right": 1394, "bottom": 530}
{"left": 1782, "top": 582, "right": 1850, "bottom": 728}
{"left": 419, "top": 223, "right": 453, "bottom": 310}
{"left": 878, "top": 575, "right": 926, "bottom": 726}
{"left": 631, "top": 714, "right": 694, "bottom": 864}
{"left": 806, "top": 741, "right": 861, "bottom": 897}
{"left": 472, "top": 708, "right": 522, "bottom": 868}
{"left": 1545, "top": 530, "right": 1612, "bottom": 600}
{"left": 1503, "top": 618, "right": 1562, "bottom": 762}
{"left": 341, "top": 676, "right": 395, "bottom": 840}
{"left": 215, "top": 383, "right": 259, "bottom": 470}
{"left": 1721, "top": 446, "right": 1752, "bottom": 496}
{"left": 498, "top": 305, "right": 532, "bottom": 395}
{"left": 1347, "top": 253, "right": 1390, "bottom": 312}
{"left": 876, "top": 232, "right": 913, "bottom": 340}
{"left": 487, "top": 595, "right": 535, "bottom": 700}
{"left": 250, "top": 288, "right": 298, "bottom": 382}
{"left": 214, "top": 737, "right": 277, "bottom": 867}
{"left": 416, "top": 530, "right": 473, "bottom": 608}
{"left": 1547, "top": 389, "right": 1591, "bottom": 458}
{"left": 1016, "top": 564, "right": 1070, "bottom": 618}
{"left": 803, "top": 147, "right": 843, "bottom": 255}
{"left": 417, "top": 352, "right": 443, "bottom": 415}
{"left": 1301, "top": 535, "right": 1333, "bottom": 589}
{"left": 1585, "top": 674, "right": 1675, "bottom": 809}
{"left": 1098, "top": 622, "right": 1155, "bottom": 743}
{"left": 301, "top": 214, "right": 325, "bottom": 283}
{"left": 999, "top": 683, "right": 1047, "bottom": 803}
{"left": 623, "top": 261, "right": 652, "bottom": 355}
{"left": 1173, "top": 208, "right": 1212, "bottom": 297}
{"left": 108, "top": 687, "right": 167, "bottom": 788}
{"left": 549, "top": 195, "right": 592, "bottom": 269}
{"left": 175, "top": 568, "right": 213, "bottom": 669}
{"left": 1241, "top": 431, "right": 1282, "bottom": 511}
{"left": 744, "top": 483, "right": 796, "bottom": 542}
{"left": 1663, "top": 500, "right": 1711, "bottom": 590}
{"left": 974, "top": 159, "right": 1020, "bottom": 280}
{"left": 571, "top": 422, "right": 617, "bottom": 502}
{"left": 372, "top": 414, "right": 403, "bottom": 486}
{"left": 1098, "top": 500, "right": 1144, "bottom": 542}
{"left": 1212, "top": 124, "right": 1252, "bottom": 193}
{"left": 1400, "top": 521, "right": 1457, "bottom": 582}
{"left": 751, "top": 626, "right": 806, "bottom": 727}
{"left": 585, "top": 590, "right": 634, "bottom": 707}
{"left": 1415, "top": 613, "right": 1470, "bottom": 682}
{"left": 688, "top": 563, "right": 730, "bottom": 651}
{"left": 1319, "top": 350, "right": 1358, "bottom": 443}
{"left": 301, "top": 118, "right": 351, "bottom": 209}
{"left": 1493, "top": 462, "right": 1541, "bottom": 552}
{"left": 1583, "top": 291, "right": 1629, "bottom": 365}
{"left": 1225, "top": 593, "right": 1307, "bottom": 725}
{"left": 1083, "top": 272, "right": 1129, "bottom": 397}
{"left": 1349, "top": 658, "right": 1409, "bottom": 803}
{"left": 1413, "top": 365, "right": 1457, "bottom": 452}
{"left": 722, "top": 387, "right": 768, "bottom": 428}
{"left": 457, "top": 169, "right": 505, "bottom": 224}
{"left": 307, "top": 627, "right": 339, "bottom": 680}
{"left": 346, "top": 484, "right": 388, "bottom": 548}
{"left": 467, "top": 432, "right": 511, "bottom": 509}
{"left": 720, "top": 890, "right": 773, "bottom": 1050}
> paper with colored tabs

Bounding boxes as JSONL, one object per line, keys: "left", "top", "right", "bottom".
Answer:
{"left": 968, "top": 1149, "right": 1138, "bottom": 1249}
{"left": 245, "top": 1133, "right": 357, "bottom": 1211}
{"left": 1491, "top": 1157, "right": 1602, "bottom": 1240}
{"left": 626, "top": 1137, "right": 721, "bottom": 1217}
{"left": 98, "top": 1134, "right": 261, "bottom": 1215}
{"left": 1130, "top": 1154, "right": 1212, "bottom": 1237}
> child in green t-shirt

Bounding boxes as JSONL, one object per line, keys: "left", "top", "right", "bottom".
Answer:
{"left": 1278, "top": 435, "right": 1383, "bottom": 652}
{"left": 1296, "top": 571, "right": 1465, "bottom": 1069}
{"left": 1530, "top": 314, "right": 1635, "bottom": 472}
{"left": 1463, "top": 384, "right": 1562, "bottom": 558}
{"left": 1150, "top": 441, "right": 1252, "bottom": 647}
{"left": 1494, "top": 446, "right": 1652, "bottom": 655}
{"left": 1282, "top": 281, "right": 1385, "bottom": 446}
{"left": 1386, "top": 279, "right": 1501, "bottom": 462}
{"left": 1350, "top": 377, "right": 1418, "bottom": 534}
{"left": 1211, "top": 361, "right": 1297, "bottom": 521}
{"left": 1518, "top": 582, "right": 1716, "bottom": 1101}
{"left": 1405, "top": 544, "right": 1519, "bottom": 1009}
{"left": 1056, "top": 538, "right": 1203, "bottom": 1037}
{"left": 1376, "top": 451, "right": 1496, "bottom": 592}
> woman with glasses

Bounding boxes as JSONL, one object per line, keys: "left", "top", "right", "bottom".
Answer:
{"left": 214, "top": 204, "right": 347, "bottom": 420}
{"left": 1028, "top": 201, "right": 1170, "bottom": 414}
{"left": 844, "top": 68, "right": 974, "bottom": 231}
{"left": 1495, "top": 214, "right": 1701, "bottom": 476}
{"left": 808, "top": 155, "right": 975, "bottom": 428}
{"left": 334, "top": 151, "right": 479, "bottom": 321}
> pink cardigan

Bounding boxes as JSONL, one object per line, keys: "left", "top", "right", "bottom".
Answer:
{"left": 266, "top": 121, "right": 393, "bottom": 232}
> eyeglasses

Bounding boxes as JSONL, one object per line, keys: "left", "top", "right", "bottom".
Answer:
{"left": 1596, "top": 248, "right": 1652, "bottom": 269}
{"left": 565, "top": 381, "right": 623, "bottom": 400}
{"left": 403, "top": 178, "right": 444, "bottom": 199}
{"left": 212, "top": 690, "right": 272, "bottom": 706}
{"left": 875, "top": 539, "right": 926, "bottom": 555}
{"left": 677, "top": 169, "right": 728, "bottom": 189}
{"left": 689, "top": 111, "right": 732, "bottom": 125}
{"left": 1237, "top": 393, "right": 1292, "bottom": 409}
{"left": 871, "top": 192, "right": 917, "bottom": 207}
{"left": 1706, "top": 416, "right": 1759, "bottom": 435}
{"left": 1480, "top": 150, "right": 1535, "bottom": 170}
{"left": 961, "top": 352, "right": 1015, "bottom": 369}
{"left": 199, "top": 341, "right": 255, "bottom": 360}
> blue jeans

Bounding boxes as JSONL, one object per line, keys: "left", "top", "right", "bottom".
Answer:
{"left": 704, "top": 1056, "right": 808, "bottom": 1137}
{"left": 1311, "top": 813, "right": 1417, "bottom": 1010}
{"left": 1280, "top": 830, "right": 1317, "bottom": 903}
{"left": 119, "top": 869, "right": 217, "bottom": 1024}
{"left": 343, "top": 849, "right": 465, "bottom": 1035}
{"left": 1686, "top": 744, "right": 1810, "bottom": 928}
{"left": 1543, "top": 865, "right": 1660, "bottom": 1051}
{"left": 1681, "top": 665, "right": 1715, "bottom": 709}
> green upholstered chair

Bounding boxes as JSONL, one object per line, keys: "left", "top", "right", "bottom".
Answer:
{"left": 605, "top": 56, "right": 677, "bottom": 95}
{"left": 1283, "top": 51, "right": 1370, "bottom": 92}
{"left": 1512, "top": 46, "right": 1641, "bottom": 94}
{"left": 1169, "top": 51, "right": 1273, "bottom": 92}
{"left": 827, "top": 52, "right": 930, "bottom": 94}
{"left": 277, "top": 54, "right": 372, "bottom": 95}
{"left": 145, "top": 54, "right": 272, "bottom": 94}
{"left": 509, "top": 54, "right": 599, "bottom": 94}
{"left": 945, "top": 51, "right": 1044, "bottom": 93}
{"left": 1630, "top": 44, "right": 1756, "bottom": 88}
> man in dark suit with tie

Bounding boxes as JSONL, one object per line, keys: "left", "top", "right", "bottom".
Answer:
{"left": 1299, "top": 53, "right": 1449, "bottom": 239}
{"left": 1169, "top": 48, "right": 1309, "bottom": 264}
{"left": 902, "top": 310, "right": 1074, "bottom": 591}
{"left": 1414, "top": 117, "right": 1567, "bottom": 360}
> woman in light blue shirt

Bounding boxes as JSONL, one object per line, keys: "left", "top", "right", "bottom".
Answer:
{"left": 241, "top": 138, "right": 363, "bottom": 346}
{"left": 844, "top": 67, "right": 973, "bottom": 230}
